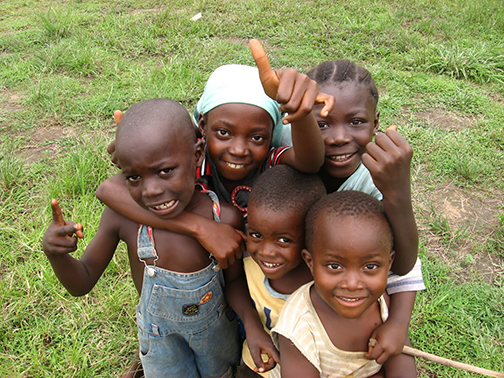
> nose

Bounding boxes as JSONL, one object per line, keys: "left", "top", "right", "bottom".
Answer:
{"left": 228, "top": 137, "right": 250, "bottom": 157}
{"left": 256, "top": 241, "right": 277, "bottom": 258}
{"left": 339, "top": 272, "right": 365, "bottom": 291}
{"left": 142, "top": 178, "right": 164, "bottom": 198}
{"left": 325, "top": 125, "right": 352, "bottom": 146}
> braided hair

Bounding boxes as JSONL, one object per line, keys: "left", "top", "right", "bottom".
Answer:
{"left": 307, "top": 60, "right": 379, "bottom": 105}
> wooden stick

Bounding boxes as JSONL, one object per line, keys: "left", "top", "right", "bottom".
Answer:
{"left": 403, "top": 345, "right": 504, "bottom": 377}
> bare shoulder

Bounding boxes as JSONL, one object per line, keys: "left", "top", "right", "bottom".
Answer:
{"left": 220, "top": 201, "right": 245, "bottom": 231}
{"left": 99, "top": 206, "right": 139, "bottom": 237}
{"left": 192, "top": 190, "right": 245, "bottom": 231}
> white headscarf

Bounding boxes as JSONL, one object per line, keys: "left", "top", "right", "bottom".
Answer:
{"left": 193, "top": 64, "right": 291, "bottom": 146}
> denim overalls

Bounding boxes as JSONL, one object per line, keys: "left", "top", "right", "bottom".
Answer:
{"left": 136, "top": 191, "right": 240, "bottom": 377}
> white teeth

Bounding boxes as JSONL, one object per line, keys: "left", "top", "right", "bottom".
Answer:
{"left": 153, "top": 200, "right": 175, "bottom": 210}
{"left": 263, "top": 261, "right": 281, "bottom": 268}
{"left": 340, "top": 297, "right": 360, "bottom": 302}
{"left": 226, "top": 162, "right": 246, "bottom": 169}
{"left": 330, "top": 154, "right": 353, "bottom": 162}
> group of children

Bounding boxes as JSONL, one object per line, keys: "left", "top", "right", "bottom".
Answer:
{"left": 42, "top": 40, "right": 424, "bottom": 377}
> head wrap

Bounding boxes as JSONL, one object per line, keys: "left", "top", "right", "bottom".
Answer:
{"left": 193, "top": 64, "right": 290, "bottom": 146}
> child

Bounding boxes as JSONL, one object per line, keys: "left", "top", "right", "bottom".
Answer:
{"left": 238, "top": 165, "right": 326, "bottom": 377}
{"left": 270, "top": 190, "right": 416, "bottom": 378}
{"left": 42, "top": 98, "right": 270, "bottom": 378}
{"left": 307, "top": 60, "right": 425, "bottom": 364}
{"left": 96, "top": 40, "right": 332, "bottom": 225}
{"left": 94, "top": 41, "right": 334, "bottom": 375}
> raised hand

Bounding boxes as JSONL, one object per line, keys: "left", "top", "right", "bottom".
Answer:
{"left": 361, "top": 125, "right": 412, "bottom": 197}
{"left": 42, "top": 199, "right": 84, "bottom": 256}
{"left": 249, "top": 39, "right": 334, "bottom": 124}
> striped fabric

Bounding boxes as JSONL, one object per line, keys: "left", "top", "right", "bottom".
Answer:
{"left": 270, "top": 283, "right": 385, "bottom": 378}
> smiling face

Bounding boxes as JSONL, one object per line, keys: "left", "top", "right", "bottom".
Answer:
{"left": 199, "top": 103, "right": 273, "bottom": 189}
{"left": 247, "top": 204, "right": 305, "bottom": 281}
{"left": 303, "top": 214, "right": 393, "bottom": 319}
{"left": 117, "top": 123, "right": 203, "bottom": 220}
{"left": 313, "top": 82, "right": 379, "bottom": 186}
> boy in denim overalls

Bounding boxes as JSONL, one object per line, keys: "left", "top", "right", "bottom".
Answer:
{"left": 43, "top": 98, "right": 266, "bottom": 377}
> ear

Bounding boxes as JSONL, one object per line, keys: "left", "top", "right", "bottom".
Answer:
{"left": 373, "top": 110, "right": 380, "bottom": 135}
{"left": 197, "top": 112, "right": 206, "bottom": 137}
{"left": 194, "top": 138, "right": 205, "bottom": 167}
{"left": 388, "top": 249, "right": 395, "bottom": 271}
{"left": 302, "top": 249, "right": 314, "bottom": 276}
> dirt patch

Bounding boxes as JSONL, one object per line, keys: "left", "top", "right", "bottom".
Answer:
{"left": 413, "top": 110, "right": 480, "bottom": 131}
{"left": 18, "top": 126, "right": 78, "bottom": 164}
{"left": 414, "top": 182, "right": 503, "bottom": 283}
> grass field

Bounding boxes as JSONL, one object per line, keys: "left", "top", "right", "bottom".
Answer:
{"left": 1, "top": 0, "right": 503, "bottom": 377}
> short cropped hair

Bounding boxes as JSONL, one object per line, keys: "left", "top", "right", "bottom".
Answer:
{"left": 249, "top": 165, "right": 326, "bottom": 217}
{"left": 305, "top": 190, "right": 393, "bottom": 251}
{"left": 117, "top": 98, "right": 197, "bottom": 143}
{"left": 307, "top": 60, "right": 379, "bottom": 105}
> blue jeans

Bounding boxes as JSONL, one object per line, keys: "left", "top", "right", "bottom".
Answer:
{"left": 136, "top": 225, "right": 240, "bottom": 378}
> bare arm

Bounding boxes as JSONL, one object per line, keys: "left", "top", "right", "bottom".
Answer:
{"left": 42, "top": 200, "right": 120, "bottom": 296}
{"left": 250, "top": 39, "right": 331, "bottom": 173}
{"left": 365, "top": 291, "right": 416, "bottom": 364}
{"left": 95, "top": 174, "right": 246, "bottom": 269}
{"left": 224, "top": 263, "right": 280, "bottom": 373}
{"left": 276, "top": 334, "right": 320, "bottom": 378}
{"left": 220, "top": 204, "right": 280, "bottom": 373}
{"left": 362, "top": 127, "right": 418, "bottom": 274}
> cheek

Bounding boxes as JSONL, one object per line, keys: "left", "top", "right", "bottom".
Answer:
{"left": 205, "top": 137, "right": 223, "bottom": 156}
{"left": 251, "top": 145, "right": 270, "bottom": 163}
{"left": 127, "top": 186, "right": 143, "bottom": 205}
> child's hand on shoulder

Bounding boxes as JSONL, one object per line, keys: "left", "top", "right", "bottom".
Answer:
{"left": 250, "top": 39, "right": 334, "bottom": 125}
{"left": 362, "top": 125, "right": 413, "bottom": 198}
{"left": 197, "top": 221, "right": 247, "bottom": 270}
{"left": 43, "top": 199, "right": 84, "bottom": 256}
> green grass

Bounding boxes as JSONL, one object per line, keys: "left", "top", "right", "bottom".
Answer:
{"left": 1, "top": 0, "right": 503, "bottom": 376}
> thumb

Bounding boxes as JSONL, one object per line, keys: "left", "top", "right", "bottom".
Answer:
{"left": 113, "top": 110, "right": 123, "bottom": 125}
{"left": 74, "top": 223, "right": 84, "bottom": 239}
{"left": 250, "top": 39, "right": 280, "bottom": 100}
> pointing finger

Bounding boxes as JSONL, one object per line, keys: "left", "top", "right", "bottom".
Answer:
{"left": 250, "top": 39, "right": 280, "bottom": 99}
{"left": 51, "top": 199, "right": 65, "bottom": 226}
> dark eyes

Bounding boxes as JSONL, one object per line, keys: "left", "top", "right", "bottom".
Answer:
{"left": 249, "top": 232, "right": 262, "bottom": 240}
{"left": 251, "top": 134, "right": 267, "bottom": 142}
{"left": 160, "top": 168, "right": 174, "bottom": 176}
{"left": 317, "top": 121, "right": 329, "bottom": 129}
{"left": 317, "top": 120, "right": 365, "bottom": 129}
{"left": 278, "top": 237, "right": 291, "bottom": 244}
{"left": 217, "top": 129, "right": 229, "bottom": 137}
{"left": 364, "top": 263, "right": 379, "bottom": 270}
{"left": 327, "top": 263, "right": 342, "bottom": 270}
{"left": 126, "top": 175, "right": 140, "bottom": 183}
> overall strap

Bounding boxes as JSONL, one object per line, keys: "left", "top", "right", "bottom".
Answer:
{"left": 200, "top": 189, "right": 222, "bottom": 272}
{"left": 137, "top": 224, "right": 159, "bottom": 273}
